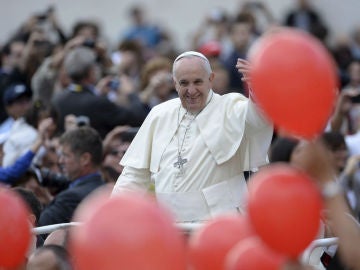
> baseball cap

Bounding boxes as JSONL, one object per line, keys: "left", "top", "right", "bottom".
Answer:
{"left": 3, "top": 83, "right": 32, "bottom": 105}
{"left": 198, "top": 41, "right": 222, "bottom": 57}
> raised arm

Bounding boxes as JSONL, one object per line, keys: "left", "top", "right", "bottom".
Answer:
{"left": 329, "top": 89, "right": 352, "bottom": 133}
{"left": 292, "top": 140, "right": 360, "bottom": 270}
{"left": 0, "top": 118, "right": 53, "bottom": 184}
{"left": 236, "top": 58, "right": 272, "bottom": 129}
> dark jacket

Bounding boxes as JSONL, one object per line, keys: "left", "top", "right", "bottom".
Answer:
{"left": 51, "top": 85, "right": 150, "bottom": 138}
{"left": 38, "top": 173, "right": 104, "bottom": 226}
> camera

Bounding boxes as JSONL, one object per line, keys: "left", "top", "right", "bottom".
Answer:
{"left": 351, "top": 94, "right": 360, "bottom": 103}
{"left": 82, "top": 39, "right": 96, "bottom": 49}
{"left": 39, "top": 168, "right": 70, "bottom": 191}
{"left": 33, "top": 40, "right": 50, "bottom": 47}
{"left": 76, "top": 115, "right": 90, "bottom": 127}
{"left": 108, "top": 78, "right": 121, "bottom": 91}
{"left": 36, "top": 14, "right": 48, "bottom": 21}
{"left": 35, "top": 6, "right": 54, "bottom": 22}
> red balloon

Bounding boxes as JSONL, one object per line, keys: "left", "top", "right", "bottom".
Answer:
{"left": 247, "top": 164, "right": 322, "bottom": 258}
{"left": 0, "top": 188, "right": 31, "bottom": 268}
{"left": 249, "top": 28, "right": 338, "bottom": 139}
{"left": 225, "top": 237, "right": 286, "bottom": 270}
{"left": 188, "top": 214, "right": 256, "bottom": 270}
{"left": 69, "top": 192, "right": 187, "bottom": 270}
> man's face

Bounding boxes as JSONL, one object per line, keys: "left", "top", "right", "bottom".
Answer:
{"left": 58, "top": 144, "right": 82, "bottom": 181}
{"left": 103, "top": 141, "right": 131, "bottom": 175}
{"left": 231, "top": 22, "right": 252, "bottom": 50}
{"left": 348, "top": 61, "right": 360, "bottom": 84}
{"left": 174, "top": 57, "right": 214, "bottom": 113}
{"left": 5, "top": 97, "right": 32, "bottom": 119}
{"left": 9, "top": 41, "right": 25, "bottom": 68}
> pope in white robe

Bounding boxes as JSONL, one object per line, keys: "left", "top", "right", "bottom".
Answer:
{"left": 112, "top": 51, "right": 273, "bottom": 222}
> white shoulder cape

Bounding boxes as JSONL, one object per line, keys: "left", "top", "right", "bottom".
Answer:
{"left": 121, "top": 92, "right": 273, "bottom": 172}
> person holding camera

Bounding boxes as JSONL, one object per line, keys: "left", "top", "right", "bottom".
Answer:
{"left": 31, "top": 35, "right": 87, "bottom": 105}
{"left": 0, "top": 117, "right": 53, "bottom": 185}
{"left": 38, "top": 126, "right": 105, "bottom": 227}
{"left": 138, "top": 56, "right": 177, "bottom": 109}
{"left": 51, "top": 46, "right": 149, "bottom": 138}
{"left": 291, "top": 139, "right": 360, "bottom": 270}
{"left": 101, "top": 125, "right": 138, "bottom": 183}
{"left": 31, "top": 17, "right": 111, "bottom": 105}
{"left": 329, "top": 60, "right": 360, "bottom": 135}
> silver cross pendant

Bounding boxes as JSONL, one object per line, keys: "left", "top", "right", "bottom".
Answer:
{"left": 174, "top": 154, "right": 187, "bottom": 177}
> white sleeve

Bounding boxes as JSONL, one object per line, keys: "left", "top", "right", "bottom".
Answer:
{"left": 241, "top": 99, "right": 273, "bottom": 170}
{"left": 111, "top": 166, "right": 151, "bottom": 196}
{"left": 245, "top": 99, "right": 272, "bottom": 132}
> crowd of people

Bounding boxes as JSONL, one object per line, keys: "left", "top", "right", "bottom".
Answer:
{"left": 1, "top": 0, "right": 360, "bottom": 269}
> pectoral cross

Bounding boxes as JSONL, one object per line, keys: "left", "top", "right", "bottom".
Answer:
{"left": 174, "top": 154, "right": 187, "bottom": 169}
{"left": 174, "top": 154, "right": 187, "bottom": 177}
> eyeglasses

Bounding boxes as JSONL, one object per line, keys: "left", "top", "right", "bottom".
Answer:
{"left": 109, "top": 149, "right": 126, "bottom": 157}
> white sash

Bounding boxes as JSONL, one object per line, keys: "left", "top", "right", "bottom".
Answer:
{"left": 156, "top": 174, "right": 248, "bottom": 222}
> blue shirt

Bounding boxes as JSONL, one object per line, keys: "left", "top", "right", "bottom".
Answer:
{"left": 123, "top": 25, "right": 161, "bottom": 48}
{"left": 0, "top": 150, "right": 35, "bottom": 184}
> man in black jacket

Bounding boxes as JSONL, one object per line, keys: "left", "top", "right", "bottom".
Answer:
{"left": 51, "top": 46, "right": 149, "bottom": 138}
{"left": 38, "top": 126, "right": 104, "bottom": 227}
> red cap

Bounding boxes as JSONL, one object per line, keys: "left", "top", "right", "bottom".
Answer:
{"left": 198, "top": 41, "right": 221, "bottom": 57}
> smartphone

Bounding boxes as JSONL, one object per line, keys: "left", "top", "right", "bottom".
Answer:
{"left": 33, "top": 40, "right": 49, "bottom": 47}
{"left": 351, "top": 94, "right": 360, "bottom": 103}
{"left": 108, "top": 79, "right": 121, "bottom": 91}
{"left": 36, "top": 14, "right": 48, "bottom": 21}
{"left": 82, "top": 39, "right": 96, "bottom": 49}
{"left": 76, "top": 115, "right": 90, "bottom": 127}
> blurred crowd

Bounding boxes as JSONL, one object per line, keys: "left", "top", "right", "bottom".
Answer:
{"left": 2, "top": 0, "right": 360, "bottom": 269}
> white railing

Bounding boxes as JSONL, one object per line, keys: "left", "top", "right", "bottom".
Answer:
{"left": 301, "top": 237, "right": 338, "bottom": 264}
{"left": 33, "top": 222, "right": 338, "bottom": 265}
{"left": 32, "top": 222, "right": 81, "bottom": 235}
{"left": 32, "top": 222, "right": 203, "bottom": 235}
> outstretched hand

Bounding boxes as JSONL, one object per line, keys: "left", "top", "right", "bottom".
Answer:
{"left": 37, "top": 117, "right": 54, "bottom": 141}
{"left": 31, "top": 117, "right": 54, "bottom": 153}
{"left": 236, "top": 58, "right": 251, "bottom": 84}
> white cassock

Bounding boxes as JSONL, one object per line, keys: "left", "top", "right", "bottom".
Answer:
{"left": 112, "top": 90, "right": 273, "bottom": 222}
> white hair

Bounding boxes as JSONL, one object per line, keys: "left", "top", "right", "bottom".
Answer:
{"left": 172, "top": 51, "right": 212, "bottom": 76}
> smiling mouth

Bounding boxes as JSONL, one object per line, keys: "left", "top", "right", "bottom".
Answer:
{"left": 186, "top": 95, "right": 200, "bottom": 102}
